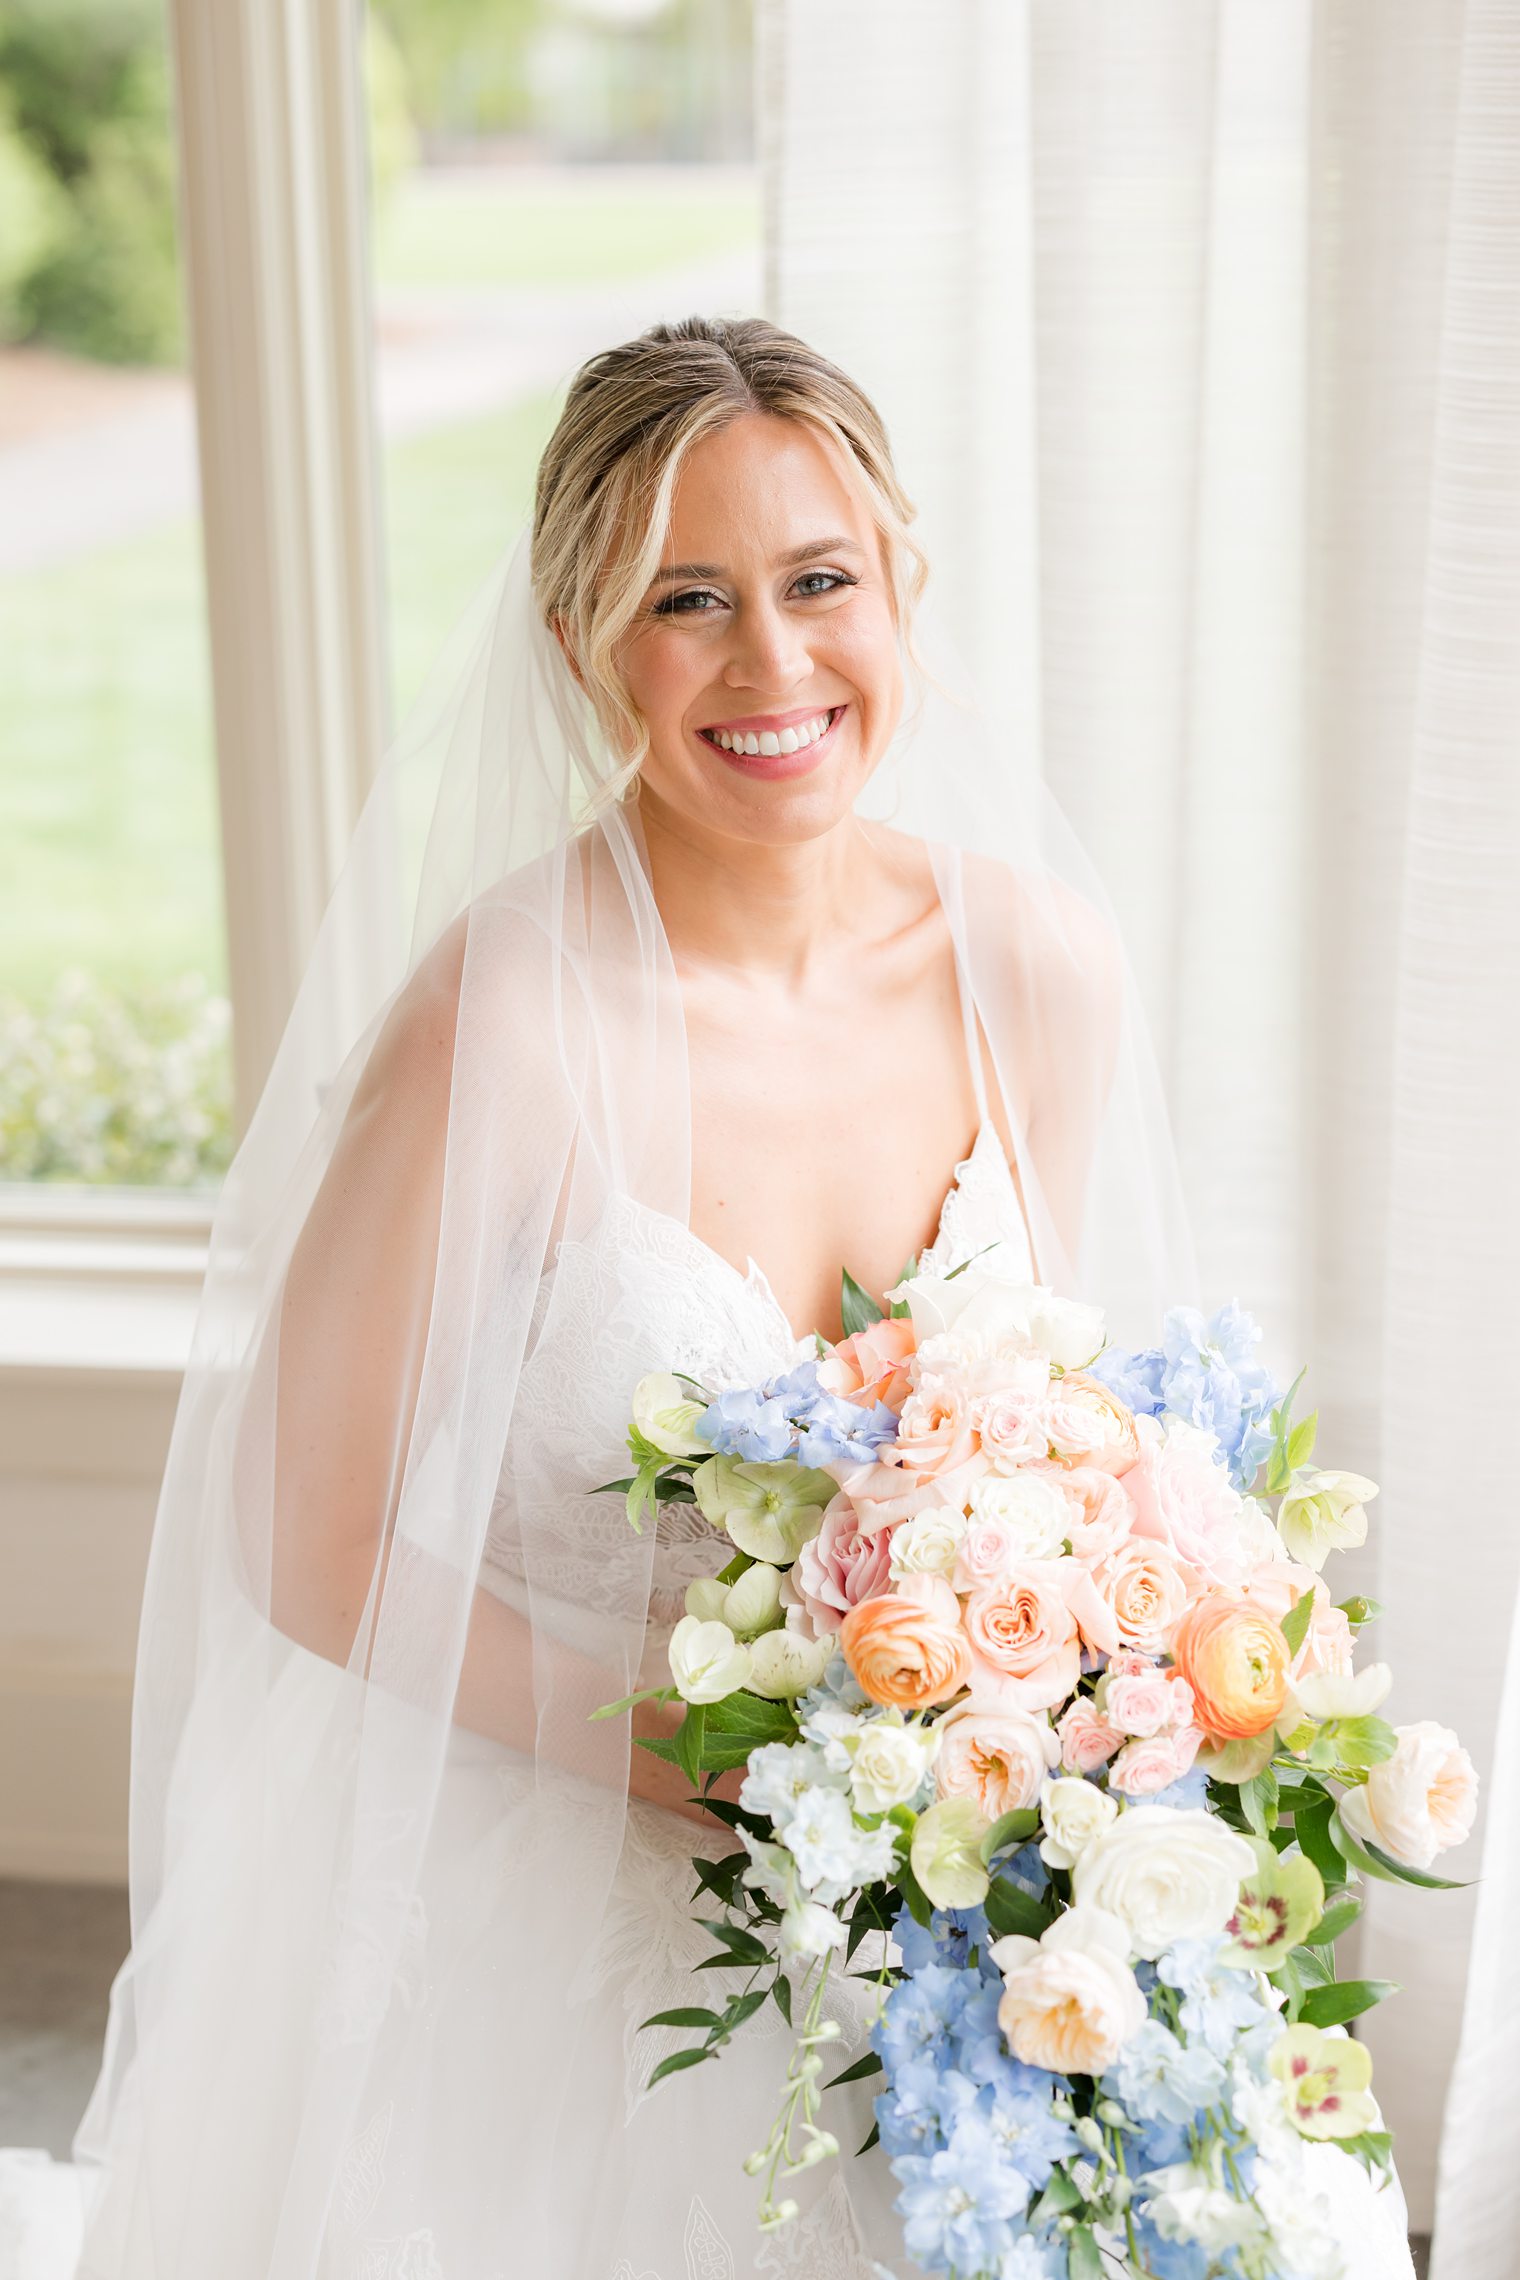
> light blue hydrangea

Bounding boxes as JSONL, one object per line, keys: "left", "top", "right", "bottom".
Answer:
{"left": 1091, "top": 1301, "right": 1280, "bottom": 1490}
{"left": 1147, "top": 1765, "right": 1210, "bottom": 1811}
{"left": 1105, "top": 2020, "right": 1226, "bottom": 2126}
{"left": 697, "top": 1358, "right": 899, "bottom": 1468}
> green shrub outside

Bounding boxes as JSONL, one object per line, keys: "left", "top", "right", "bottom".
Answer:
{"left": 0, "top": 970, "right": 232, "bottom": 1186}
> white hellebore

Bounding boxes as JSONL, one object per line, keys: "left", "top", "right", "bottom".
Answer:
{"left": 1038, "top": 1775, "right": 1120, "bottom": 1871}
{"left": 747, "top": 1627, "right": 834, "bottom": 1701}
{"left": 884, "top": 1267, "right": 1105, "bottom": 1372}
{"left": 684, "top": 1562, "right": 785, "bottom": 1640}
{"left": 1071, "top": 1806, "right": 1257, "bottom": 1960}
{"left": 667, "top": 1615, "right": 752, "bottom": 1704}
{"left": 1276, "top": 1468, "right": 1379, "bottom": 1572}
{"left": 1290, "top": 1662, "right": 1393, "bottom": 1724}
{"left": 846, "top": 1714, "right": 941, "bottom": 1815}
{"left": 888, "top": 1505, "right": 968, "bottom": 1583}
{"left": 631, "top": 1370, "right": 711, "bottom": 1458}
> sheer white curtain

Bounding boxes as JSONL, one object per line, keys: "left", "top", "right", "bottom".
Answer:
{"left": 758, "top": 0, "right": 1520, "bottom": 2253}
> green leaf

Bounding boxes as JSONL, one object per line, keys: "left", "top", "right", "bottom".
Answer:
{"left": 856, "top": 2120, "right": 880, "bottom": 2157}
{"left": 720, "top": 1987, "right": 771, "bottom": 2032}
{"left": 1240, "top": 1766, "right": 1280, "bottom": 1838}
{"left": 588, "top": 1683, "right": 675, "bottom": 1721}
{"left": 1329, "top": 1814, "right": 1471, "bottom": 1891}
{"left": 1068, "top": 2227, "right": 1104, "bottom": 2280}
{"left": 771, "top": 1972, "right": 793, "bottom": 2026}
{"left": 1339, "top": 2128, "right": 1395, "bottom": 2177}
{"left": 675, "top": 1705, "right": 706, "bottom": 1789}
{"left": 1324, "top": 1715, "right": 1399, "bottom": 1772}
{"left": 1299, "top": 1977, "right": 1399, "bottom": 2028}
{"left": 694, "top": 1917, "right": 770, "bottom": 1965}
{"left": 715, "top": 1550, "right": 754, "bottom": 1586}
{"left": 826, "top": 2051, "right": 884, "bottom": 2091}
{"left": 1029, "top": 2168, "right": 1083, "bottom": 2225}
{"left": 840, "top": 1267, "right": 884, "bottom": 1335}
{"left": 1286, "top": 1410, "right": 1319, "bottom": 1470}
{"left": 1280, "top": 1588, "right": 1316, "bottom": 1660}
{"left": 1292, "top": 1794, "right": 1348, "bottom": 1893}
{"left": 895, "top": 1858, "right": 934, "bottom": 1929}
{"left": 640, "top": 2006, "right": 724, "bottom": 2031}
{"left": 1288, "top": 1943, "right": 1332, "bottom": 1987}
{"left": 1272, "top": 1947, "right": 1305, "bottom": 2020}
{"left": 981, "top": 1807, "right": 1041, "bottom": 1862}
{"left": 705, "top": 1692, "right": 800, "bottom": 1743}
{"left": 1315, "top": 1889, "right": 1365, "bottom": 1944}
{"left": 984, "top": 1876, "right": 1049, "bottom": 1942}
{"left": 646, "top": 2046, "right": 714, "bottom": 2087}
{"left": 633, "top": 1734, "right": 680, "bottom": 1767}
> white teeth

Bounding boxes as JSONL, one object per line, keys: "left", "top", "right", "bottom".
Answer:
{"left": 706, "top": 710, "right": 836, "bottom": 755}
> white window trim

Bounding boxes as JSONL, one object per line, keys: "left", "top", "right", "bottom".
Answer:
{"left": 11, "top": 2, "right": 387, "bottom": 1368}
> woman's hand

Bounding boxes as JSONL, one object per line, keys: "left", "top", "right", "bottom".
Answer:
{"left": 630, "top": 1694, "right": 748, "bottom": 1828}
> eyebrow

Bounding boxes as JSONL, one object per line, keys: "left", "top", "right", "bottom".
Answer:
{"left": 646, "top": 536, "right": 866, "bottom": 586}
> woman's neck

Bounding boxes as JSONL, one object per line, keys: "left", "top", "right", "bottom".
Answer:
{"left": 634, "top": 790, "right": 898, "bottom": 987}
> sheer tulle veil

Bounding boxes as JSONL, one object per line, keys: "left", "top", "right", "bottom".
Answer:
{"left": 68, "top": 330, "right": 1196, "bottom": 2275}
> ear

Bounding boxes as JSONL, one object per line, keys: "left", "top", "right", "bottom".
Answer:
{"left": 550, "top": 615, "right": 589, "bottom": 696}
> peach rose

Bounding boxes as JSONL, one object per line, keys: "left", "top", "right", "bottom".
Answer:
{"left": 1340, "top": 1720, "right": 1478, "bottom": 1870}
{"left": 1057, "top": 1697, "right": 1125, "bottom": 1773}
{"left": 830, "top": 1449, "right": 989, "bottom": 1535}
{"left": 963, "top": 1558, "right": 1110, "bottom": 1711}
{"left": 992, "top": 1906, "right": 1147, "bottom": 2075}
{"left": 840, "top": 1574, "right": 973, "bottom": 1711}
{"left": 884, "top": 1381, "right": 982, "bottom": 1482}
{"left": 1091, "top": 1537, "right": 1194, "bottom": 1656}
{"left": 1171, "top": 1589, "right": 1290, "bottom": 1741}
{"left": 1058, "top": 1466, "right": 1136, "bottom": 1565}
{"left": 818, "top": 1316, "right": 918, "bottom": 1413}
{"left": 1042, "top": 1373, "right": 1140, "bottom": 1475}
{"left": 934, "top": 1698, "right": 1061, "bottom": 1819}
{"left": 1108, "top": 1727, "right": 1203, "bottom": 1798}
{"left": 790, "top": 1495, "right": 896, "bottom": 1640}
{"left": 1124, "top": 1416, "right": 1250, "bottom": 1588}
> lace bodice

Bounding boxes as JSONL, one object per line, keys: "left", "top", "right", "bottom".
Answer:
{"left": 481, "top": 1121, "right": 1035, "bottom": 1646}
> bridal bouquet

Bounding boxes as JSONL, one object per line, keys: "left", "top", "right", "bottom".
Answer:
{"left": 597, "top": 1257, "right": 1477, "bottom": 2280}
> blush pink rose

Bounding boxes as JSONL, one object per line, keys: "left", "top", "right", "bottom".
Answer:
{"left": 883, "top": 1383, "right": 982, "bottom": 1482}
{"left": 1124, "top": 1416, "right": 1250, "bottom": 1588}
{"left": 830, "top": 1450, "right": 989, "bottom": 1534}
{"left": 969, "top": 1352, "right": 1053, "bottom": 1472}
{"left": 1102, "top": 1661, "right": 1177, "bottom": 1739}
{"left": 962, "top": 1560, "right": 1086, "bottom": 1711}
{"left": 1042, "top": 1373, "right": 1140, "bottom": 1476}
{"left": 1057, "top": 1466, "right": 1136, "bottom": 1565}
{"left": 1057, "top": 1697, "right": 1125, "bottom": 1773}
{"left": 791, "top": 1494, "right": 896, "bottom": 1639}
{"left": 1091, "top": 1537, "right": 1195, "bottom": 1655}
{"left": 1107, "top": 1727, "right": 1204, "bottom": 1798}
{"left": 818, "top": 1316, "right": 918, "bottom": 1413}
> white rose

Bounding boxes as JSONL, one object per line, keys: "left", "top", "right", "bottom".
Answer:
{"left": 1339, "top": 1720, "right": 1478, "bottom": 1870}
{"left": 667, "top": 1615, "right": 752, "bottom": 1704}
{"left": 747, "top": 1627, "right": 835, "bottom": 1701}
{"left": 631, "top": 1370, "right": 711, "bottom": 1457}
{"left": 1038, "top": 1775, "right": 1120, "bottom": 1870}
{"left": 889, "top": 1505, "right": 968, "bottom": 1582}
{"left": 990, "top": 1905, "right": 1147, "bottom": 2074}
{"left": 885, "top": 1269, "right": 1105, "bottom": 1370}
{"left": 1277, "top": 1469, "right": 1379, "bottom": 1572}
{"left": 966, "top": 1471, "right": 1072, "bottom": 1559}
{"left": 1290, "top": 1661, "right": 1392, "bottom": 1723}
{"left": 847, "top": 1714, "right": 941, "bottom": 1814}
{"left": 1072, "top": 1805, "right": 1257, "bottom": 1959}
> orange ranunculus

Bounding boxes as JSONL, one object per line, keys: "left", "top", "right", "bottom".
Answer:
{"left": 1170, "top": 1589, "right": 1290, "bottom": 1741}
{"left": 818, "top": 1316, "right": 918, "bottom": 1412}
{"left": 840, "top": 1575, "right": 973, "bottom": 1711}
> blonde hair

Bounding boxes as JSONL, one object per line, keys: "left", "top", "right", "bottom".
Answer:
{"left": 530, "top": 315, "right": 927, "bottom": 815}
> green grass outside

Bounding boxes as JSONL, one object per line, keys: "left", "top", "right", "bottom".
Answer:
{"left": 372, "top": 169, "right": 758, "bottom": 293}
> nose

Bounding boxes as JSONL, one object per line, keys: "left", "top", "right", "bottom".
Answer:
{"left": 721, "top": 594, "right": 811, "bottom": 697}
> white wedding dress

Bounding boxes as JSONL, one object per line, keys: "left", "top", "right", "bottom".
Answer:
{"left": 0, "top": 964, "right": 1416, "bottom": 2280}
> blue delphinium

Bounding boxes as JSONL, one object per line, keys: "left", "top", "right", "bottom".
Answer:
{"left": 697, "top": 1358, "right": 898, "bottom": 1468}
{"left": 1091, "top": 1300, "right": 1280, "bottom": 1489}
{"left": 873, "top": 1907, "right": 1075, "bottom": 2279}
{"left": 1105, "top": 2020, "right": 1225, "bottom": 2127}
{"left": 1146, "top": 1764, "right": 1210, "bottom": 1811}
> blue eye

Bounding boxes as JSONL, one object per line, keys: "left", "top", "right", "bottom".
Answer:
{"left": 652, "top": 587, "right": 725, "bottom": 617}
{"left": 792, "top": 569, "right": 856, "bottom": 599}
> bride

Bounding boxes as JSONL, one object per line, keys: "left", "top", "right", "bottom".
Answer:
{"left": 3, "top": 317, "right": 1416, "bottom": 2279}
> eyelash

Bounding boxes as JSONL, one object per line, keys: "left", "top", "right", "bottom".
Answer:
{"left": 650, "top": 568, "right": 858, "bottom": 618}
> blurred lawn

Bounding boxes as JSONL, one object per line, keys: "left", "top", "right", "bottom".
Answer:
{"left": 373, "top": 169, "right": 758, "bottom": 293}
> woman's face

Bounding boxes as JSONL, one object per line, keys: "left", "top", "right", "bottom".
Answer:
{"left": 611, "top": 413, "right": 905, "bottom": 844}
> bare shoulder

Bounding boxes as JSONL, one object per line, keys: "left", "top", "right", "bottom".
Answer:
{"left": 959, "top": 847, "right": 1124, "bottom": 1024}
